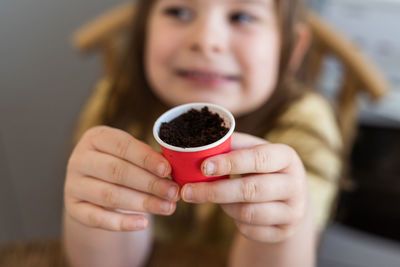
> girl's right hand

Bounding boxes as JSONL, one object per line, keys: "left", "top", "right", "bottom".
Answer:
{"left": 64, "top": 126, "right": 180, "bottom": 231}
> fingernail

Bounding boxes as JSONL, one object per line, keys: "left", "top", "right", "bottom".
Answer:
{"left": 157, "top": 163, "right": 167, "bottom": 177}
{"left": 136, "top": 218, "right": 146, "bottom": 229}
{"left": 183, "top": 186, "right": 193, "bottom": 201}
{"left": 161, "top": 202, "right": 172, "bottom": 213}
{"left": 168, "top": 186, "right": 178, "bottom": 200}
{"left": 204, "top": 161, "right": 216, "bottom": 176}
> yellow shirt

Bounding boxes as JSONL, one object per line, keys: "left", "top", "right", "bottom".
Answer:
{"left": 265, "top": 93, "right": 342, "bottom": 229}
{"left": 74, "top": 79, "right": 342, "bottom": 244}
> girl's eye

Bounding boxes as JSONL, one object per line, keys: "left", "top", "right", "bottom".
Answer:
{"left": 163, "top": 7, "right": 193, "bottom": 21}
{"left": 230, "top": 12, "right": 256, "bottom": 24}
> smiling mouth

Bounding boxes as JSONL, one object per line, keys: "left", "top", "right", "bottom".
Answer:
{"left": 176, "top": 70, "right": 239, "bottom": 83}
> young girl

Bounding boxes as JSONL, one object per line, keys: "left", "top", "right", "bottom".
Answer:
{"left": 63, "top": 0, "right": 342, "bottom": 266}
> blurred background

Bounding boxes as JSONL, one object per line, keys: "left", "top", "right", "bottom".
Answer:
{"left": 0, "top": 0, "right": 399, "bottom": 266}
{"left": 0, "top": 0, "right": 119, "bottom": 243}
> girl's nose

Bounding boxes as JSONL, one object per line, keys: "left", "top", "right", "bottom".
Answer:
{"left": 188, "top": 16, "right": 228, "bottom": 56}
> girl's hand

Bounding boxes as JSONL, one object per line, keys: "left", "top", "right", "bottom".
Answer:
{"left": 64, "top": 126, "right": 180, "bottom": 231}
{"left": 180, "top": 132, "right": 308, "bottom": 243}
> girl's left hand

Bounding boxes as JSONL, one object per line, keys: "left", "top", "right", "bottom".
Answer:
{"left": 180, "top": 132, "right": 308, "bottom": 243}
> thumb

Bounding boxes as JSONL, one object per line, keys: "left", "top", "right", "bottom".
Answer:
{"left": 231, "top": 132, "right": 268, "bottom": 151}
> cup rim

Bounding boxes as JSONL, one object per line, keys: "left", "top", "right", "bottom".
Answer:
{"left": 153, "top": 102, "right": 235, "bottom": 152}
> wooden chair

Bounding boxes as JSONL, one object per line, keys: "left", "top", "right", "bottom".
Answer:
{"left": 72, "top": 2, "right": 389, "bottom": 156}
{"left": 304, "top": 12, "right": 389, "bottom": 154}
{"left": 0, "top": 239, "right": 226, "bottom": 267}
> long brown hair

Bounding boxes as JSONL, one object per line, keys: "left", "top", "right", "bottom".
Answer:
{"left": 101, "top": 0, "right": 311, "bottom": 140}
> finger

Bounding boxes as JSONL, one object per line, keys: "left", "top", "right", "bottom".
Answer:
{"left": 231, "top": 132, "right": 268, "bottom": 150}
{"left": 220, "top": 202, "right": 293, "bottom": 226}
{"left": 235, "top": 222, "right": 295, "bottom": 243}
{"left": 70, "top": 176, "right": 176, "bottom": 216}
{"left": 67, "top": 201, "right": 148, "bottom": 231}
{"left": 82, "top": 126, "right": 171, "bottom": 178}
{"left": 201, "top": 143, "right": 295, "bottom": 176}
{"left": 76, "top": 150, "right": 180, "bottom": 201}
{"left": 181, "top": 174, "right": 293, "bottom": 203}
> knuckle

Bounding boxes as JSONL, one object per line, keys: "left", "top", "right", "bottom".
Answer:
{"left": 142, "top": 197, "right": 150, "bottom": 212}
{"left": 67, "top": 152, "right": 84, "bottom": 173}
{"left": 63, "top": 181, "right": 74, "bottom": 200}
{"left": 267, "top": 228, "right": 282, "bottom": 243}
{"left": 225, "top": 157, "right": 233, "bottom": 173}
{"left": 84, "top": 126, "right": 109, "bottom": 140}
{"left": 142, "top": 196, "right": 158, "bottom": 213}
{"left": 206, "top": 186, "right": 217, "bottom": 202}
{"left": 291, "top": 212, "right": 301, "bottom": 226}
{"left": 114, "top": 134, "right": 132, "bottom": 159}
{"left": 266, "top": 225, "right": 293, "bottom": 243}
{"left": 240, "top": 205, "right": 255, "bottom": 224}
{"left": 277, "top": 226, "right": 293, "bottom": 241}
{"left": 109, "top": 160, "right": 126, "bottom": 184}
{"left": 235, "top": 222, "right": 252, "bottom": 240}
{"left": 291, "top": 205, "right": 305, "bottom": 225}
{"left": 286, "top": 178, "right": 297, "bottom": 196}
{"left": 101, "top": 188, "right": 119, "bottom": 208}
{"left": 289, "top": 175, "right": 305, "bottom": 200}
{"left": 253, "top": 147, "right": 269, "bottom": 172}
{"left": 283, "top": 144, "right": 296, "bottom": 156}
{"left": 81, "top": 126, "right": 110, "bottom": 150}
{"left": 240, "top": 180, "right": 258, "bottom": 202}
{"left": 63, "top": 196, "right": 74, "bottom": 213}
{"left": 147, "top": 178, "right": 159, "bottom": 195}
{"left": 66, "top": 155, "right": 76, "bottom": 170}
{"left": 142, "top": 151, "right": 154, "bottom": 170}
{"left": 281, "top": 144, "right": 297, "bottom": 163}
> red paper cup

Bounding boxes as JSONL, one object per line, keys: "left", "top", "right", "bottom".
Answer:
{"left": 153, "top": 103, "right": 235, "bottom": 186}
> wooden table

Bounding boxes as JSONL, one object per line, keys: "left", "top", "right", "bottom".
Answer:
{"left": 0, "top": 240, "right": 228, "bottom": 267}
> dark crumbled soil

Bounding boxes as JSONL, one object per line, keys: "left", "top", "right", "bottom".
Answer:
{"left": 159, "top": 107, "right": 229, "bottom": 148}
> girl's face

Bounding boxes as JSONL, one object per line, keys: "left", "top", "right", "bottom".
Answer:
{"left": 145, "top": 0, "right": 281, "bottom": 116}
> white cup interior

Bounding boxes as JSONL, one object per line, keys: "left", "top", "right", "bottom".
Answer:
{"left": 153, "top": 102, "right": 235, "bottom": 152}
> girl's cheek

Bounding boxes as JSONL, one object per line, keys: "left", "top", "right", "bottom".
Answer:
{"left": 149, "top": 26, "right": 181, "bottom": 59}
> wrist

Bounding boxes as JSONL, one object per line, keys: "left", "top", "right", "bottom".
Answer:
{"left": 229, "top": 200, "right": 316, "bottom": 267}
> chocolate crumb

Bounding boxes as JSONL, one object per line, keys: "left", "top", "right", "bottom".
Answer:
{"left": 159, "top": 107, "right": 229, "bottom": 148}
